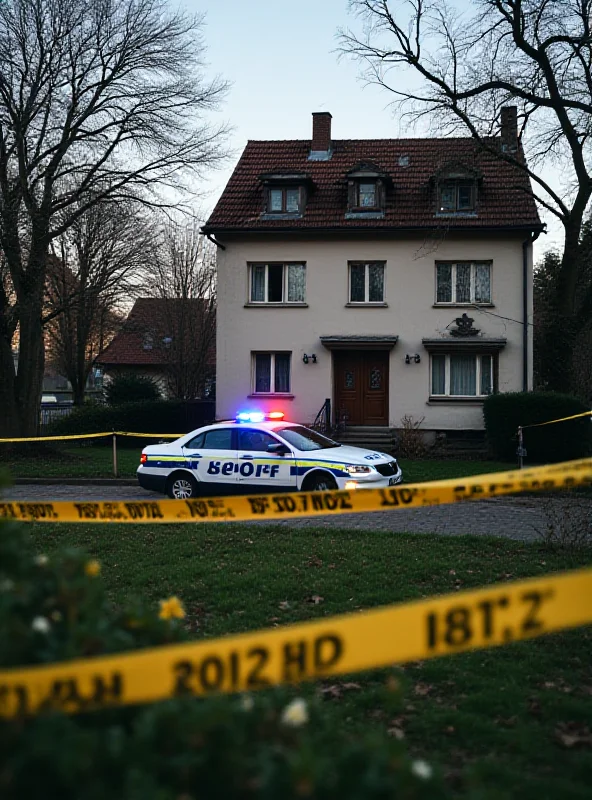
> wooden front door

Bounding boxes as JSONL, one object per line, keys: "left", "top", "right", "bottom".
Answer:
{"left": 333, "top": 351, "right": 389, "bottom": 426}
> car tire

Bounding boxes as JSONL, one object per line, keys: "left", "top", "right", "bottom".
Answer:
{"left": 302, "top": 471, "right": 337, "bottom": 492}
{"left": 166, "top": 472, "right": 199, "bottom": 499}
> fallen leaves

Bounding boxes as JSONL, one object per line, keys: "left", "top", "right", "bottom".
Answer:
{"left": 554, "top": 721, "right": 592, "bottom": 749}
{"left": 317, "top": 681, "right": 362, "bottom": 701}
{"left": 306, "top": 594, "right": 324, "bottom": 605}
{"left": 414, "top": 682, "right": 433, "bottom": 697}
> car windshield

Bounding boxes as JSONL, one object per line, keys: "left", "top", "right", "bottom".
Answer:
{"left": 277, "top": 425, "right": 341, "bottom": 451}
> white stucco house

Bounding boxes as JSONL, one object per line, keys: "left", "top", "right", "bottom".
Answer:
{"left": 203, "top": 109, "right": 542, "bottom": 441}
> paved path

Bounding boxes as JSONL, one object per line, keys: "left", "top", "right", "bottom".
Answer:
{"left": 3, "top": 483, "right": 581, "bottom": 542}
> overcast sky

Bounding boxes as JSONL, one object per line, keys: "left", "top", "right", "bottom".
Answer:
{"left": 185, "top": 0, "right": 563, "bottom": 261}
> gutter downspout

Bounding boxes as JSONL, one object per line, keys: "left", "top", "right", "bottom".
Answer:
{"left": 522, "top": 230, "right": 541, "bottom": 391}
{"left": 204, "top": 232, "right": 226, "bottom": 250}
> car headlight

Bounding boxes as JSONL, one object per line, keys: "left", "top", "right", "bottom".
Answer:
{"left": 345, "top": 464, "right": 373, "bottom": 474}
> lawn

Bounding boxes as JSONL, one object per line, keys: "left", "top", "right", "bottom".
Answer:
{"left": 28, "top": 520, "right": 592, "bottom": 799}
{"left": 2, "top": 440, "right": 516, "bottom": 481}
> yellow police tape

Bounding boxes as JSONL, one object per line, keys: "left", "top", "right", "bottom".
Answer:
{"left": 1, "top": 458, "right": 590, "bottom": 524}
{"left": 0, "top": 431, "right": 180, "bottom": 443}
{"left": 521, "top": 410, "right": 592, "bottom": 429}
{"left": 0, "top": 567, "right": 590, "bottom": 718}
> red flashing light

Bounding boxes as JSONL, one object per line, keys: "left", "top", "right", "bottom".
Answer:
{"left": 140, "top": 453, "right": 147, "bottom": 464}
{"left": 268, "top": 411, "right": 285, "bottom": 420}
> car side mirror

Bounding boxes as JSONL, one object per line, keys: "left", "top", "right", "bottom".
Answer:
{"left": 267, "top": 443, "right": 290, "bottom": 455}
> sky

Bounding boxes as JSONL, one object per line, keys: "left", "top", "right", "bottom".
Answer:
{"left": 184, "top": 0, "right": 563, "bottom": 261}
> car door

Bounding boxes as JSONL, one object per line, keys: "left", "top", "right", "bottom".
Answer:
{"left": 183, "top": 427, "right": 238, "bottom": 490}
{"left": 236, "top": 428, "right": 297, "bottom": 489}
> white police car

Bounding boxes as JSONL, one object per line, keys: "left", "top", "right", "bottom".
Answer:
{"left": 137, "top": 411, "right": 403, "bottom": 499}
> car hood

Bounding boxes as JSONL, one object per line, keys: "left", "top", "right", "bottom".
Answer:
{"left": 302, "top": 445, "right": 394, "bottom": 465}
{"left": 142, "top": 442, "right": 178, "bottom": 455}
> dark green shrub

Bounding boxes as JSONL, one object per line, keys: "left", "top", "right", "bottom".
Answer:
{"left": 49, "top": 400, "right": 194, "bottom": 443}
{"left": 105, "top": 373, "right": 161, "bottom": 405}
{"left": 0, "top": 521, "right": 448, "bottom": 799}
{"left": 483, "top": 392, "right": 591, "bottom": 462}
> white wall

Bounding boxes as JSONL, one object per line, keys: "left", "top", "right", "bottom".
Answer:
{"left": 216, "top": 234, "right": 532, "bottom": 430}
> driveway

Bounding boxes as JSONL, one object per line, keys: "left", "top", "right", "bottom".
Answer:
{"left": 3, "top": 483, "right": 583, "bottom": 542}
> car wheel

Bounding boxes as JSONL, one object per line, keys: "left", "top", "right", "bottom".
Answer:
{"left": 303, "top": 472, "right": 337, "bottom": 492}
{"left": 166, "top": 473, "right": 198, "bottom": 499}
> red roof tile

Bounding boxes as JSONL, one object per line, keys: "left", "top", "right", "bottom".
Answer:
{"left": 203, "top": 137, "right": 541, "bottom": 232}
{"left": 97, "top": 298, "right": 215, "bottom": 367}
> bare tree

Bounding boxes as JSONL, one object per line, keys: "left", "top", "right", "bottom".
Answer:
{"left": 44, "top": 198, "right": 153, "bottom": 405}
{"left": 0, "top": 0, "right": 228, "bottom": 436}
{"left": 147, "top": 219, "right": 216, "bottom": 400}
{"left": 340, "top": 0, "right": 592, "bottom": 392}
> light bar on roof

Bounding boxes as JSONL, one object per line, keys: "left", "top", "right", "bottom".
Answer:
{"left": 235, "top": 411, "right": 285, "bottom": 423}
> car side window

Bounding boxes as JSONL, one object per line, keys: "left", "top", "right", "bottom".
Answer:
{"left": 238, "top": 429, "right": 280, "bottom": 452}
{"left": 185, "top": 432, "right": 205, "bottom": 450}
{"left": 202, "top": 429, "right": 234, "bottom": 450}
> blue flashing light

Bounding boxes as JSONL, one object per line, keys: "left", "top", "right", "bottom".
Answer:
{"left": 236, "top": 411, "right": 265, "bottom": 423}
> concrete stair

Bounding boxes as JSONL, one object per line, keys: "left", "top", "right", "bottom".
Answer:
{"left": 333, "top": 426, "right": 395, "bottom": 452}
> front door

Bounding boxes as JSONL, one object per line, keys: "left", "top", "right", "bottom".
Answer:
{"left": 333, "top": 351, "right": 389, "bottom": 426}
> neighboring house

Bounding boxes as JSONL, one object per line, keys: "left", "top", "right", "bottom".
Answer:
{"left": 203, "top": 109, "right": 542, "bottom": 437}
{"left": 97, "top": 298, "right": 215, "bottom": 399}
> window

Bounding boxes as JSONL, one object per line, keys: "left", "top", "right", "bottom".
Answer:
{"left": 438, "top": 180, "right": 475, "bottom": 213}
{"left": 358, "top": 182, "right": 377, "bottom": 208}
{"left": 431, "top": 354, "right": 493, "bottom": 397}
{"left": 253, "top": 352, "right": 291, "bottom": 394}
{"left": 268, "top": 187, "right": 301, "bottom": 214}
{"left": 185, "top": 432, "right": 205, "bottom": 450}
{"left": 249, "top": 263, "right": 306, "bottom": 304}
{"left": 436, "top": 262, "right": 491, "bottom": 304}
{"left": 277, "top": 425, "right": 340, "bottom": 451}
{"left": 349, "top": 262, "right": 385, "bottom": 303}
{"left": 202, "top": 428, "right": 233, "bottom": 449}
{"left": 238, "top": 429, "right": 280, "bottom": 452}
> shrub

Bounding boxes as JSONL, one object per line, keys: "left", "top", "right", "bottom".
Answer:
{"left": 483, "top": 391, "right": 592, "bottom": 462}
{"left": 0, "top": 521, "right": 448, "bottom": 799}
{"left": 48, "top": 400, "right": 207, "bottom": 442}
{"left": 105, "top": 373, "right": 161, "bottom": 405}
{"left": 396, "top": 415, "right": 427, "bottom": 459}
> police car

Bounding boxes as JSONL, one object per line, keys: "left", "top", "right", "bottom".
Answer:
{"left": 137, "top": 411, "right": 403, "bottom": 499}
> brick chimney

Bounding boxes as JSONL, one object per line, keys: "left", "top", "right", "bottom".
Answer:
{"left": 501, "top": 106, "right": 518, "bottom": 152}
{"left": 309, "top": 112, "right": 332, "bottom": 160}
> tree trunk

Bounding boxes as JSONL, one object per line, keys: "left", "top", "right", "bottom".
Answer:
{"left": 15, "top": 299, "right": 46, "bottom": 437}
{"left": 0, "top": 334, "right": 19, "bottom": 438}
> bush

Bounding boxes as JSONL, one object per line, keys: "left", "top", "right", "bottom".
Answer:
{"left": 105, "top": 373, "right": 161, "bottom": 405}
{"left": 48, "top": 400, "right": 207, "bottom": 442}
{"left": 0, "top": 521, "right": 448, "bottom": 799}
{"left": 483, "top": 391, "right": 592, "bottom": 462}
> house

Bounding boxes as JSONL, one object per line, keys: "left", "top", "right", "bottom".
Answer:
{"left": 97, "top": 297, "right": 215, "bottom": 399}
{"left": 202, "top": 109, "right": 542, "bottom": 441}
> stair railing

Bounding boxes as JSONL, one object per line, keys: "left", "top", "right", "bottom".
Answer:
{"left": 311, "top": 398, "right": 331, "bottom": 434}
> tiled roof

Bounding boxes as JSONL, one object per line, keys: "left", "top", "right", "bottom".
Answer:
{"left": 97, "top": 298, "right": 215, "bottom": 366}
{"left": 203, "top": 137, "right": 541, "bottom": 232}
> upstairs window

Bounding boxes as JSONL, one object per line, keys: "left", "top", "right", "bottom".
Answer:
{"left": 438, "top": 180, "right": 475, "bottom": 213}
{"left": 436, "top": 261, "right": 491, "bottom": 304}
{"left": 346, "top": 162, "right": 389, "bottom": 216}
{"left": 269, "top": 187, "right": 301, "bottom": 214}
{"left": 249, "top": 263, "right": 306, "bottom": 304}
{"left": 349, "top": 262, "right": 385, "bottom": 303}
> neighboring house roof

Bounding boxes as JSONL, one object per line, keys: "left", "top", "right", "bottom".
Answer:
{"left": 97, "top": 298, "right": 215, "bottom": 367}
{"left": 203, "top": 136, "right": 542, "bottom": 233}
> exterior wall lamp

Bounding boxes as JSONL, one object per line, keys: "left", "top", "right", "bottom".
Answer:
{"left": 302, "top": 353, "right": 317, "bottom": 364}
{"left": 405, "top": 354, "right": 421, "bottom": 364}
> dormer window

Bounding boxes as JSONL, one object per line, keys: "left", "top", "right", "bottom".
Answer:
{"left": 346, "top": 162, "right": 390, "bottom": 217}
{"left": 269, "top": 187, "right": 301, "bottom": 214}
{"left": 259, "top": 172, "right": 311, "bottom": 218}
{"left": 434, "top": 163, "right": 480, "bottom": 216}
{"left": 438, "top": 180, "right": 475, "bottom": 213}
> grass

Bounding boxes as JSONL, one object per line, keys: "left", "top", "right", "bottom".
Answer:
{"left": 2, "top": 440, "right": 516, "bottom": 481}
{"left": 29, "top": 520, "right": 592, "bottom": 799}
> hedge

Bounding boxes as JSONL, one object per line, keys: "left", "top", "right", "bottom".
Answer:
{"left": 48, "top": 400, "right": 214, "bottom": 443}
{"left": 0, "top": 520, "right": 447, "bottom": 800}
{"left": 105, "top": 372, "right": 161, "bottom": 405}
{"left": 483, "top": 392, "right": 592, "bottom": 462}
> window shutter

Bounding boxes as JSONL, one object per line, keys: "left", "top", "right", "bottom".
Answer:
{"left": 377, "top": 179, "right": 386, "bottom": 211}
{"left": 347, "top": 180, "right": 357, "bottom": 209}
